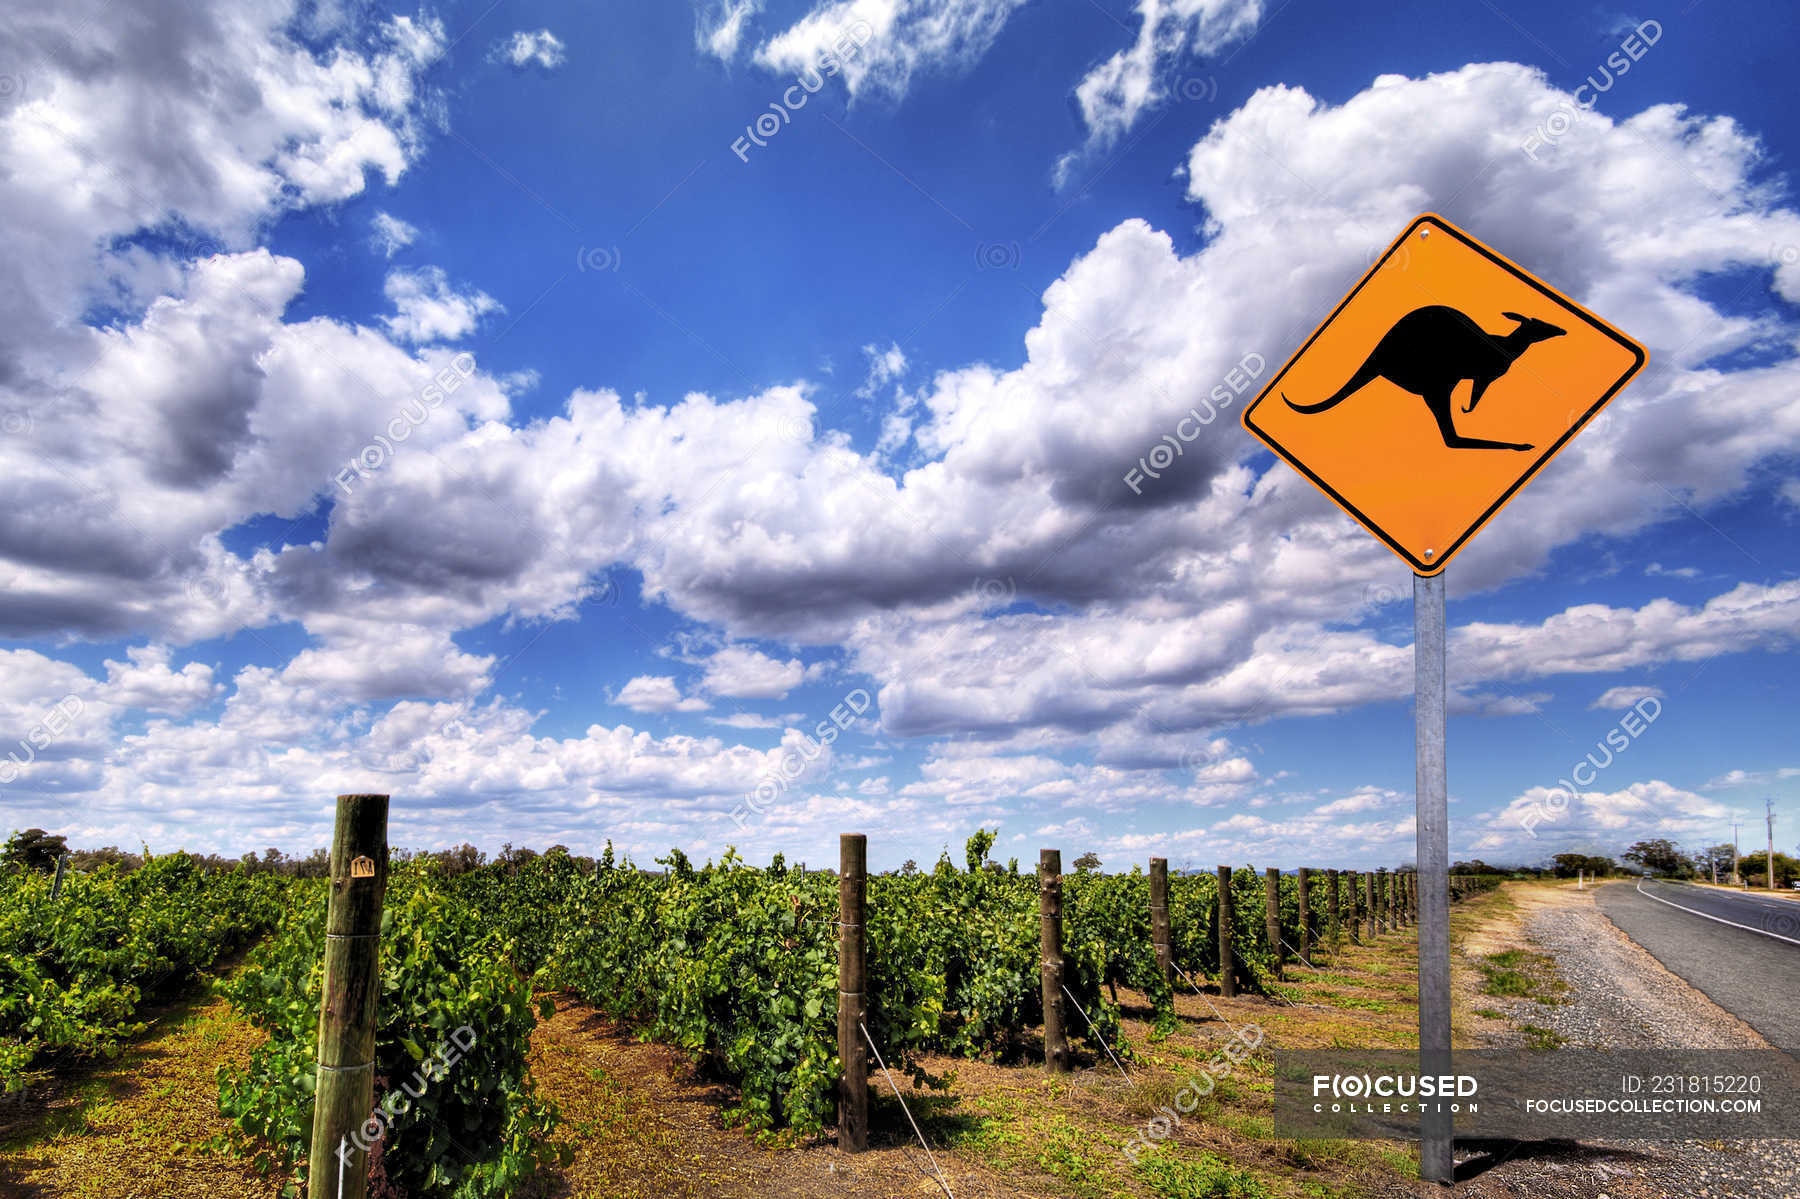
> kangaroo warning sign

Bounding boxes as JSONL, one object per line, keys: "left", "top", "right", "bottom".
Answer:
{"left": 1241, "top": 213, "right": 1645, "bottom": 575}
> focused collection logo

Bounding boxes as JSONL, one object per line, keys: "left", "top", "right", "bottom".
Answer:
{"left": 1312, "top": 1072, "right": 1480, "bottom": 1114}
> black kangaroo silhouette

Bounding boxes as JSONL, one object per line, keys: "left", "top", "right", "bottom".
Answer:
{"left": 1284, "top": 305, "right": 1565, "bottom": 451}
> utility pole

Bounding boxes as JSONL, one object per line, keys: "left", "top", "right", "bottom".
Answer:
{"left": 1768, "top": 799, "right": 1778, "bottom": 891}
{"left": 1733, "top": 821, "right": 1742, "bottom": 887}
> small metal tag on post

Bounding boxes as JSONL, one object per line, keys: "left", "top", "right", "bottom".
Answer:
{"left": 1415, "top": 572, "right": 1452, "bottom": 1183}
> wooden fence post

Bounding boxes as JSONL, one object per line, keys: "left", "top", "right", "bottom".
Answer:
{"left": 1297, "top": 867, "right": 1314, "bottom": 962}
{"left": 1388, "top": 869, "right": 1399, "bottom": 930}
{"left": 1410, "top": 872, "right": 1419, "bottom": 923}
{"left": 1264, "top": 867, "right": 1284, "bottom": 979}
{"left": 838, "top": 833, "right": 868, "bottom": 1151}
{"left": 1216, "top": 865, "right": 1237, "bottom": 999}
{"left": 308, "top": 794, "right": 389, "bottom": 1199}
{"left": 1149, "top": 857, "right": 1173, "bottom": 993}
{"left": 1345, "top": 870, "right": 1360, "bottom": 943}
{"left": 1367, "top": 870, "right": 1380, "bottom": 938}
{"left": 1326, "top": 868, "right": 1340, "bottom": 948}
{"left": 1040, "top": 849, "right": 1069, "bottom": 1072}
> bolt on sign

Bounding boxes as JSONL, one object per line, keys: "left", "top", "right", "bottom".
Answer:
{"left": 1241, "top": 213, "right": 1645, "bottom": 573}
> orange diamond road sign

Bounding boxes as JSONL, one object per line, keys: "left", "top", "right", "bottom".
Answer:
{"left": 1242, "top": 213, "right": 1645, "bottom": 575}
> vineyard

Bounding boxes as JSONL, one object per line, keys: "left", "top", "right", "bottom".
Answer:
{"left": 0, "top": 830, "right": 1494, "bottom": 1198}
{"left": 0, "top": 854, "right": 288, "bottom": 1092}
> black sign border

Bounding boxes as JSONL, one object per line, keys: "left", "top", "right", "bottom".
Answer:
{"left": 1241, "top": 213, "right": 1648, "bottom": 576}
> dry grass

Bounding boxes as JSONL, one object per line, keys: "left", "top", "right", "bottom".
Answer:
{"left": 0, "top": 988, "right": 279, "bottom": 1199}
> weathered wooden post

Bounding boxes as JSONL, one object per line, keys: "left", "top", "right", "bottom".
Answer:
{"left": 1264, "top": 867, "right": 1284, "bottom": 979}
{"left": 1389, "top": 869, "right": 1400, "bottom": 929}
{"left": 1149, "top": 857, "right": 1173, "bottom": 993}
{"left": 308, "top": 794, "right": 389, "bottom": 1199}
{"left": 1326, "top": 868, "right": 1341, "bottom": 949}
{"left": 838, "top": 833, "right": 868, "bottom": 1151}
{"left": 1346, "top": 869, "right": 1361, "bottom": 943}
{"left": 1216, "top": 865, "right": 1237, "bottom": 998}
{"left": 50, "top": 853, "right": 68, "bottom": 902}
{"left": 1040, "top": 849, "right": 1069, "bottom": 1072}
{"left": 1296, "top": 867, "right": 1313, "bottom": 963}
{"left": 1367, "top": 870, "right": 1380, "bottom": 937}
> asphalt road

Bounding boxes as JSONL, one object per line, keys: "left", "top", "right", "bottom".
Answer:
{"left": 1595, "top": 880, "right": 1800, "bottom": 1051}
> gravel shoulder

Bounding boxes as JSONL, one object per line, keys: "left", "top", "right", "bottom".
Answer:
{"left": 1430, "top": 881, "right": 1799, "bottom": 1199}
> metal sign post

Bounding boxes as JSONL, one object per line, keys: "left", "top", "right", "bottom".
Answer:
{"left": 1414, "top": 572, "right": 1452, "bottom": 1183}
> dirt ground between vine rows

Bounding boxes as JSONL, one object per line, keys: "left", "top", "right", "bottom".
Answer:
{"left": 524, "top": 999, "right": 1038, "bottom": 1199}
{"left": 522, "top": 925, "right": 1435, "bottom": 1199}
{"left": 0, "top": 985, "right": 278, "bottom": 1199}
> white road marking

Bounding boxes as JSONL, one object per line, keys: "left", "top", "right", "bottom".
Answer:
{"left": 1633, "top": 881, "right": 1800, "bottom": 947}
{"left": 1690, "top": 887, "right": 1800, "bottom": 911}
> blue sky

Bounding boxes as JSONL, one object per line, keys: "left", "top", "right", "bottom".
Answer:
{"left": 1, "top": 0, "right": 1797, "bottom": 872}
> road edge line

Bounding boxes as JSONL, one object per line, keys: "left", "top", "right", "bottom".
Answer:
{"left": 1633, "top": 881, "right": 1800, "bottom": 947}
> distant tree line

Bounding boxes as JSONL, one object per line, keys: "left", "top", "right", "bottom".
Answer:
{"left": 10, "top": 826, "right": 1794, "bottom": 887}
{"left": 0, "top": 829, "right": 590, "bottom": 880}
